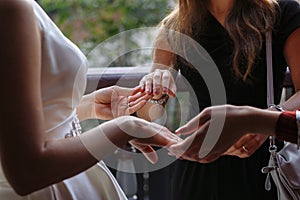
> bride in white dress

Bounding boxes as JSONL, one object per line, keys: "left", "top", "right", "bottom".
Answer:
{"left": 0, "top": 0, "right": 180, "bottom": 199}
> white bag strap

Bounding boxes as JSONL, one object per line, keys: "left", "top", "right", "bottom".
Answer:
{"left": 266, "top": 31, "right": 274, "bottom": 106}
{"left": 265, "top": 31, "right": 278, "bottom": 151}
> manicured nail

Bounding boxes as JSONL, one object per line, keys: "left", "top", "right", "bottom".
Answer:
{"left": 162, "top": 87, "right": 168, "bottom": 93}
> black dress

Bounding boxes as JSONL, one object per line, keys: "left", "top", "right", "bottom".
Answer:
{"left": 170, "top": 1, "right": 300, "bottom": 200}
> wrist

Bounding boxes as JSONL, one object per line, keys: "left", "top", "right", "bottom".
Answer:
{"left": 148, "top": 94, "right": 169, "bottom": 105}
{"left": 275, "top": 111, "right": 297, "bottom": 144}
{"left": 77, "top": 93, "right": 95, "bottom": 121}
{"left": 246, "top": 106, "right": 280, "bottom": 135}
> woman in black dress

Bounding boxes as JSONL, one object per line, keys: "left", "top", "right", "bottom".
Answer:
{"left": 137, "top": 0, "right": 300, "bottom": 199}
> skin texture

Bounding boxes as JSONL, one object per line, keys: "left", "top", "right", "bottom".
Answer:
{"left": 0, "top": 0, "right": 180, "bottom": 195}
{"left": 77, "top": 86, "right": 151, "bottom": 121}
{"left": 168, "top": 105, "right": 281, "bottom": 163}
{"left": 138, "top": 0, "right": 300, "bottom": 159}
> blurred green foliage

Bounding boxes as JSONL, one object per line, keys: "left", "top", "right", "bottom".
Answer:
{"left": 38, "top": 0, "right": 171, "bottom": 54}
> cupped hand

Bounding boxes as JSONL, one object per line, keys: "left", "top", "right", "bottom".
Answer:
{"left": 91, "top": 86, "right": 151, "bottom": 120}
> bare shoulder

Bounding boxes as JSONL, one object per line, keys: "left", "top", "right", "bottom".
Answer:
{"left": 0, "top": 0, "right": 32, "bottom": 9}
{"left": 0, "top": 0, "right": 34, "bottom": 20}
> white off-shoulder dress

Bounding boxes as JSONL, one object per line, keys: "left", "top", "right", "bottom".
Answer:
{"left": 0, "top": 1, "right": 127, "bottom": 199}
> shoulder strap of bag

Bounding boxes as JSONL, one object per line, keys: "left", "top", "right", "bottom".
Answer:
{"left": 266, "top": 31, "right": 274, "bottom": 105}
{"left": 265, "top": 31, "right": 278, "bottom": 151}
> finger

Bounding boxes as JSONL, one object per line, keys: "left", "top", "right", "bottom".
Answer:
{"left": 169, "top": 133, "right": 183, "bottom": 143}
{"left": 127, "top": 100, "right": 147, "bottom": 115}
{"left": 242, "top": 135, "right": 261, "bottom": 150}
{"left": 238, "top": 136, "right": 263, "bottom": 158}
{"left": 224, "top": 145, "right": 238, "bottom": 155}
{"left": 233, "top": 134, "right": 257, "bottom": 149}
{"left": 167, "top": 80, "right": 176, "bottom": 97}
{"left": 224, "top": 136, "right": 260, "bottom": 158}
{"left": 175, "top": 114, "right": 210, "bottom": 135}
{"left": 129, "top": 86, "right": 144, "bottom": 96}
{"left": 168, "top": 142, "right": 185, "bottom": 157}
{"left": 161, "top": 73, "right": 170, "bottom": 94}
{"left": 139, "top": 79, "right": 146, "bottom": 91}
{"left": 153, "top": 71, "right": 162, "bottom": 96}
{"left": 128, "top": 92, "right": 144, "bottom": 103}
{"left": 145, "top": 75, "right": 153, "bottom": 94}
{"left": 167, "top": 133, "right": 196, "bottom": 157}
{"left": 224, "top": 134, "right": 256, "bottom": 154}
{"left": 161, "top": 71, "right": 171, "bottom": 95}
{"left": 165, "top": 72, "right": 176, "bottom": 97}
{"left": 128, "top": 92, "right": 151, "bottom": 104}
{"left": 130, "top": 140, "right": 158, "bottom": 164}
{"left": 199, "top": 153, "right": 221, "bottom": 163}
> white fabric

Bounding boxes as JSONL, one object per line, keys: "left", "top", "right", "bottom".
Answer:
{"left": 0, "top": 1, "right": 127, "bottom": 199}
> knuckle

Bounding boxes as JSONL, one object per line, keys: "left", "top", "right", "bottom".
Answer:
{"left": 153, "top": 74, "right": 161, "bottom": 80}
{"left": 162, "top": 74, "right": 170, "bottom": 80}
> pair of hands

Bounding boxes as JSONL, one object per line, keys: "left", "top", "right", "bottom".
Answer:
{"left": 168, "top": 105, "right": 269, "bottom": 163}
{"left": 138, "top": 69, "right": 267, "bottom": 162}
{"left": 84, "top": 69, "right": 267, "bottom": 164}
{"left": 81, "top": 85, "right": 181, "bottom": 164}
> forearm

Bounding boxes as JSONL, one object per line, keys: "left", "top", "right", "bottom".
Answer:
{"left": 3, "top": 118, "right": 131, "bottom": 195}
{"left": 244, "top": 107, "right": 281, "bottom": 136}
{"left": 251, "top": 108, "right": 299, "bottom": 144}
{"left": 279, "top": 90, "right": 300, "bottom": 111}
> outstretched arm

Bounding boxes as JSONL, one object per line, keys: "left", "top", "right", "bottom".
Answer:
{"left": 168, "top": 105, "right": 281, "bottom": 163}
{"left": 224, "top": 27, "right": 300, "bottom": 158}
{"left": 137, "top": 29, "right": 177, "bottom": 122}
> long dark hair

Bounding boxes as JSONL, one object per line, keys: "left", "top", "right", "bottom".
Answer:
{"left": 160, "top": 0, "right": 278, "bottom": 80}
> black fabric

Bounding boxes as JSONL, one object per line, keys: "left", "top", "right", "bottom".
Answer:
{"left": 170, "top": 0, "right": 300, "bottom": 200}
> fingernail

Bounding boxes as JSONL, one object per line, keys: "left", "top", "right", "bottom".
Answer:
{"left": 168, "top": 152, "right": 174, "bottom": 156}
{"left": 162, "top": 87, "right": 168, "bottom": 93}
{"left": 175, "top": 128, "right": 182, "bottom": 134}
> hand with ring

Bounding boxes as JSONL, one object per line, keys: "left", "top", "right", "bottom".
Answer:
{"left": 168, "top": 105, "right": 249, "bottom": 163}
{"left": 242, "top": 145, "right": 249, "bottom": 152}
{"left": 138, "top": 68, "right": 177, "bottom": 99}
{"left": 223, "top": 134, "right": 268, "bottom": 158}
{"left": 168, "top": 105, "right": 277, "bottom": 163}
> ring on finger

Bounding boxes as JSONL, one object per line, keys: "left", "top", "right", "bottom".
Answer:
{"left": 242, "top": 145, "right": 249, "bottom": 152}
